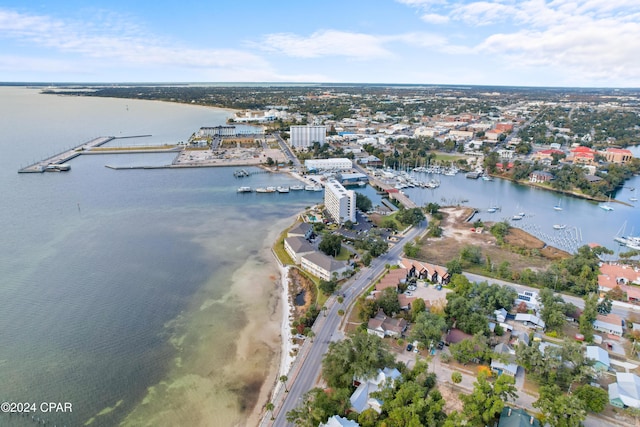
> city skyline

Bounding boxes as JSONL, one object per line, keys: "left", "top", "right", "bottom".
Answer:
{"left": 1, "top": 0, "right": 639, "bottom": 88}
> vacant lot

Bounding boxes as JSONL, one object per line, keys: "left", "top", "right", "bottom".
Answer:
{"left": 417, "top": 207, "right": 569, "bottom": 273}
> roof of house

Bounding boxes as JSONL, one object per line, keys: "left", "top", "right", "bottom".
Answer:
{"left": 491, "top": 360, "right": 519, "bottom": 376}
{"left": 321, "top": 415, "right": 360, "bottom": 427}
{"left": 586, "top": 345, "right": 610, "bottom": 368}
{"left": 284, "top": 236, "right": 315, "bottom": 254}
{"left": 301, "top": 251, "right": 348, "bottom": 273}
{"left": 367, "top": 309, "right": 407, "bottom": 335}
{"left": 498, "top": 407, "right": 540, "bottom": 427}
{"left": 572, "top": 146, "right": 595, "bottom": 153}
{"left": 445, "top": 328, "right": 472, "bottom": 344}
{"left": 605, "top": 148, "right": 633, "bottom": 155}
{"left": 514, "top": 313, "right": 546, "bottom": 328}
{"left": 288, "top": 222, "right": 313, "bottom": 237}
{"left": 400, "top": 258, "right": 449, "bottom": 279}
{"left": 610, "top": 372, "right": 640, "bottom": 409}
{"left": 398, "top": 293, "right": 417, "bottom": 309}
{"left": 351, "top": 367, "right": 401, "bottom": 413}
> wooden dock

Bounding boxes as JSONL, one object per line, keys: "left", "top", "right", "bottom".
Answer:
{"left": 18, "top": 136, "right": 115, "bottom": 173}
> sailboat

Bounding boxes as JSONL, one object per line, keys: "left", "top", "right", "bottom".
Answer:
{"left": 630, "top": 188, "right": 638, "bottom": 202}
{"left": 553, "top": 199, "right": 563, "bottom": 211}
{"left": 599, "top": 195, "right": 614, "bottom": 211}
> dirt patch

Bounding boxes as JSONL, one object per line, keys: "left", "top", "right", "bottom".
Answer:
{"left": 418, "top": 207, "right": 567, "bottom": 273}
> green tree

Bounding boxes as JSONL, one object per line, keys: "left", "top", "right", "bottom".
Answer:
{"left": 319, "top": 233, "right": 342, "bottom": 257}
{"left": 280, "top": 375, "right": 289, "bottom": 393}
{"left": 362, "top": 251, "right": 372, "bottom": 267}
{"left": 579, "top": 293, "right": 598, "bottom": 341}
{"left": 597, "top": 294, "right": 612, "bottom": 315}
{"left": 378, "top": 287, "right": 401, "bottom": 316}
{"left": 321, "top": 331, "right": 394, "bottom": 389}
{"left": 410, "top": 311, "right": 447, "bottom": 348}
{"left": 319, "top": 279, "right": 338, "bottom": 296}
{"left": 356, "top": 193, "right": 373, "bottom": 212}
{"left": 446, "top": 259, "right": 463, "bottom": 275}
{"left": 461, "top": 372, "right": 517, "bottom": 426}
{"left": 574, "top": 384, "right": 608, "bottom": 413}
{"left": 410, "top": 297, "right": 426, "bottom": 321}
{"left": 534, "top": 384, "right": 586, "bottom": 427}
{"left": 539, "top": 288, "right": 566, "bottom": 332}
{"left": 404, "top": 241, "right": 420, "bottom": 258}
{"left": 266, "top": 402, "right": 275, "bottom": 420}
{"left": 460, "top": 245, "right": 483, "bottom": 264}
{"left": 451, "top": 371, "right": 462, "bottom": 390}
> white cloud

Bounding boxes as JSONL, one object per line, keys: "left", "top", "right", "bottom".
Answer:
{"left": 258, "top": 30, "right": 393, "bottom": 59}
{"left": 0, "top": 8, "right": 276, "bottom": 79}
{"left": 420, "top": 13, "right": 450, "bottom": 24}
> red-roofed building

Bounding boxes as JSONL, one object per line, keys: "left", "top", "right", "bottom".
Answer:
{"left": 495, "top": 123, "right": 514, "bottom": 133}
{"left": 598, "top": 263, "right": 640, "bottom": 303}
{"left": 400, "top": 258, "right": 450, "bottom": 284}
{"left": 601, "top": 148, "right": 633, "bottom": 164}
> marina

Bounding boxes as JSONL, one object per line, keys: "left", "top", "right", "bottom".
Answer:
{"left": 18, "top": 136, "right": 114, "bottom": 173}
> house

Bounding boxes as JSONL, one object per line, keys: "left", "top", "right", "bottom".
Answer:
{"left": 400, "top": 258, "right": 451, "bottom": 284}
{"left": 374, "top": 268, "right": 407, "bottom": 292}
{"left": 320, "top": 415, "right": 360, "bottom": 427}
{"left": 491, "top": 343, "right": 519, "bottom": 377}
{"left": 367, "top": 309, "right": 407, "bottom": 338}
{"left": 350, "top": 367, "right": 401, "bottom": 413}
{"left": 529, "top": 170, "right": 554, "bottom": 183}
{"left": 586, "top": 346, "right": 611, "bottom": 371}
{"left": 514, "top": 313, "right": 545, "bottom": 330}
{"left": 511, "top": 330, "right": 530, "bottom": 347}
{"left": 445, "top": 328, "right": 473, "bottom": 345}
{"left": 498, "top": 407, "right": 540, "bottom": 427}
{"left": 515, "top": 290, "right": 539, "bottom": 310}
{"left": 593, "top": 313, "right": 623, "bottom": 337}
{"left": 609, "top": 372, "right": 640, "bottom": 409}
{"left": 598, "top": 263, "right": 640, "bottom": 303}
{"left": 494, "top": 308, "right": 508, "bottom": 323}
{"left": 300, "top": 252, "right": 349, "bottom": 281}
{"left": 398, "top": 294, "right": 418, "bottom": 311}
{"left": 288, "top": 222, "right": 314, "bottom": 239}
{"left": 284, "top": 236, "right": 315, "bottom": 264}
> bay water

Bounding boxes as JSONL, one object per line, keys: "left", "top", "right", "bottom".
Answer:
{"left": 0, "top": 87, "right": 322, "bottom": 426}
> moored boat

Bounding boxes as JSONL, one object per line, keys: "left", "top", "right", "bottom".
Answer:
{"left": 553, "top": 224, "right": 566, "bottom": 230}
{"left": 290, "top": 185, "right": 304, "bottom": 191}
{"left": 237, "top": 186, "right": 252, "bottom": 193}
{"left": 277, "top": 186, "right": 290, "bottom": 193}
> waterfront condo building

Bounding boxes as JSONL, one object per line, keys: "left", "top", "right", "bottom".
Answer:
{"left": 290, "top": 125, "right": 327, "bottom": 150}
{"left": 324, "top": 179, "right": 356, "bottom": 224}
{"left": 304, "top": 158, "right": 353, "bottom": 172}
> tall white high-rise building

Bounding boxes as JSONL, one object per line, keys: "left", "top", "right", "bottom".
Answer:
{"left": 324, "top": 179, "right": 356, "bottom": 224}
{"left": 290, "top": 125, "right": 326, "bottom": 150}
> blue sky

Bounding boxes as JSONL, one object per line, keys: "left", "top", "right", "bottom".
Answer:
{"left": 1, "top": 0, "right": 638, "bottom": 87}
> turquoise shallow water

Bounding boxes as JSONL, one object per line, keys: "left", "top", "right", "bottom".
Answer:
{"left": 0, "top": 87, "right": 322, "bottom": 426}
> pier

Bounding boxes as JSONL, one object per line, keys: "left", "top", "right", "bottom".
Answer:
{"left": 18, "top": 136, "right": 115, "bottom": 173}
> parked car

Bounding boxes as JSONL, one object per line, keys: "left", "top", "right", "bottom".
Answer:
{"left": 406, "top": 343, "right": 413, "bottom": 351}
{"left": 437, "top": 341, "right": 445, "bottom": 350}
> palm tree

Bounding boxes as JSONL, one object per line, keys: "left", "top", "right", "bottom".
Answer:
{"left": 280, "top": 375, "right": 289, "bottom": 393}
{"left": 307, "top": 330, "right": 316, "bottom": 343}
{"left": 265, "top": 402, "right": 275, "bottom": 420}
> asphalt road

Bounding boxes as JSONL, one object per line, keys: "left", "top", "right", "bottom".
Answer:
{"left": 267, "top": 221, "right": 427, "bottom": 426}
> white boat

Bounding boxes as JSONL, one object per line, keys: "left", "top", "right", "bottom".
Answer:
{"left": 553, "top": 199, "right": 563, "bottom": 211}
{"left": 265, "top": 186, "right": 277, "bottom": 193}
{"left": 290, "top": 185, "right": 304, "bottom": 191}
{"left": 482, "top": 174, "right": 493, "bottom": 181}
{"left": 553, "top": 224, "right": 566, "bottom": 230}
{"left": 630, "top": 197, "right": 638, "bottom": 202}
{"left": 255, "top": 187, "right": 269, "bottom": 193}
{"left": 276, "top": 186, "right": 290, "bottom": 193}
{"left": 237, "top": 186, "right": 252, "bottom": 193}
{"left": 487, "top": 206, "right": 498, "bottom": 213}
{"left": 600, "top": 196, "right": 614, "bottom": 211}
{"left": 305, "top": 185, "right": 322, "bottom": 191}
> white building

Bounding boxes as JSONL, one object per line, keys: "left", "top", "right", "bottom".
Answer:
{"left": 290, "top": 125, "right": 327, "bottom": 150}
{"left": 324, "top": 179, "right": 356, "bottom": 224}
{"left": 304, "top": 158, "right": 353, "bottom": 172}
{"left": 300, "top": 251, "right": 349, "bottom": 281}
